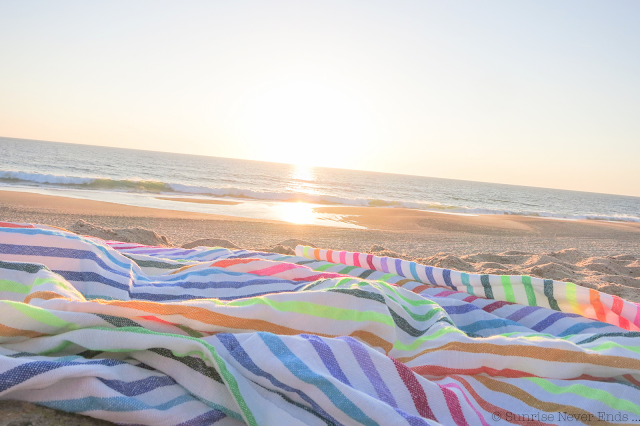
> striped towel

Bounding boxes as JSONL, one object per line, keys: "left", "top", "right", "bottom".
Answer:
{"left": 0, "top": 222, "right": 638, "bottom": 425}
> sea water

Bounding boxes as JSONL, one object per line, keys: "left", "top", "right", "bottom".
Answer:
{"left": 1, "top": 136, "right": 639, "bottom": 227}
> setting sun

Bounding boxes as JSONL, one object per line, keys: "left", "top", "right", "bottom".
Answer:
{"left": 231, "top": 79, "right": 376, "bottom": 168}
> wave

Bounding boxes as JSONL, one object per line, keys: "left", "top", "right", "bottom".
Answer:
{"left": 2, "top": 170, "right": 639, "bottom": 223}
{"left": 0, "top": 171, "right": 171, "bottom": 192}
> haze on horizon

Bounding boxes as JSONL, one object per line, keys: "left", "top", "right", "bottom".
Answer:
{"left": 1, "top": 1, "right": 639, "bottom": 197}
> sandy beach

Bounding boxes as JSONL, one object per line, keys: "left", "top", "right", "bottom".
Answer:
{"left": 2, "top": 189, "right": 639, "bottom": 302}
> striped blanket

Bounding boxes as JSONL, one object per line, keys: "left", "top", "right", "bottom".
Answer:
{"left": 0, "top": 222, "right": 639, "bottom": 425}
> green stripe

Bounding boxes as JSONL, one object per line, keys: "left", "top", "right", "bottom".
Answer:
{"left": 0, "top": 279, "right": 30, "bottom": 294}
{"left": 521, "top": 275, "right": 537, "bottom": 306}
{"left": 4, "top": 301, "right": 74, "bottom": 329}
{"left": 393, "top": 326, "right": 464, "bottom": 351}
{"left": 378, "top": 273, "right": 395, "bottom": 282}
{"left": 524, "top": 377, "right": 640, "bottom": 415}
{"left": 461, "top": 273, "right": 474, "bottom": 296}
{"left": 588, "top": 342, "right": 640, "bottom": 354}
{"left": 500, "top": 276, "right": 516, "bottom": 303}
{"left": 480, "top": 275, "right": 494, "bottom": 299}
{"left": 314, "top": 263, "right": 336, "bottom": 272}
{"left": 89, "top": 326, "right": 256, "bottom": 425}
{"left": 0, "top": 277, "right": 81, "bottom": 296}
{"left": 226, "top": 298, "right": 394, "bottom": 326}
{"left": 338, "top": 265, "right": 358, "bottom": 274}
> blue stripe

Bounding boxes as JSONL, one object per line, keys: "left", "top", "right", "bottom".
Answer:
{"left": 0, "top": 227, "right": 133, "bottom": 269}
{"left": 424, "top": 266, "right": 437, "bottom": 285}
{"left": 532, "top": 312, "right": 582, "bottom": 332}
{"left": 443, "top": 304, "right": 480, "bottom": 315}
{"left": 395, "top": 259, "right": 403, "bottom": 276}
{"left": 459, "top": 318, "right": 527, "bottom": 334}
{"left": 301, "top": 334, "right": 351, "bottom": 386}
{"left": 0, "top": 243, "right": 133, "bottom": 279}
{"left": 56, "top": 269, "right": 308, "bottom": 300}
{"left": 98, "top": 375, "right": 177, "bottom": 397}
{"left": 442, "top": 269, "right": 453, "bottom": 288}
{"left": 259, "top": 332, "right": 379, "bottom": 426}
{"left": 175, "top": 409, "right": 227, "bottom": 426}
{"left": 40, "top": 394, "right": 194, "bottom": 413}
{"left": 341, "top": 337, "right": 397, "bottom": 408}
{"left": 216, "top": 334, "right": 341, "bottom": 425}
{"left": 506, "top": 305, "right": 541, "bottom": 322}
{"left": 0, "top": 359, "right": 128, "bottom": 392}
{"left": 409, "top": 262, "right": 420, "bottom": 282}
{"left": 558, "top": 320, "right": 614, "bottom": 337}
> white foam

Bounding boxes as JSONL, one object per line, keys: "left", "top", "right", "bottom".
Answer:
{"left": 0, "top": 170, "right": 94, "bottom": 185}
{"left": 2, "top": 169, "right": 639, "bottom": 223}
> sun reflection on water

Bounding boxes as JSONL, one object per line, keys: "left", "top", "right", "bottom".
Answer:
{"left": 286, "top": 164, "right": 319, "bottom": 195}
{"left": 275, "top": 202, "right": 316, "bottom": 224}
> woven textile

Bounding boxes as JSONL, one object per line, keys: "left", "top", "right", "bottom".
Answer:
{"left": 0, "top": 222, "right": 639, "bottom": 425}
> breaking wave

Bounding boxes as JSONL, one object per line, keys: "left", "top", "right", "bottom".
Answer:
{"left": 2, "top": 170, "right": 639, "bottom": 223}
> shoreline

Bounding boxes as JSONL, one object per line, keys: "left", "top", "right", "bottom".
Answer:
{"left": 1, "top": 189, "right": 639, "bottom": 303}
{"left": 1, "top": 189, "right": 638, "bottom": 254}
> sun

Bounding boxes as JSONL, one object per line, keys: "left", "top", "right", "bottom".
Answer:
{"left": 232, "top": 79, "right": 375, "bottom": 168}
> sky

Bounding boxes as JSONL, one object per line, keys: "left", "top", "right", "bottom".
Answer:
{"left": 1, "top": 1, "right": 639, "bottom": 197}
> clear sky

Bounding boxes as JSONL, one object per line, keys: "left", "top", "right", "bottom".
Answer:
{"left": 1, "top": 1, "right": 639, "bottom": 196}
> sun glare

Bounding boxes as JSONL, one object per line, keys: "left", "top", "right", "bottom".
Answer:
{"left": 232, "top": 79, "right": 376, "bottom": 168}
{"left": 273, "top": 201, "right": 316, "bottom": 225}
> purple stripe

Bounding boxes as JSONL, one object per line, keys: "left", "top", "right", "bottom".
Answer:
{"left": 339, "top": 337, "right": 398, "bottom": 408}
{"left": 216, "top": 334, "right": 340, "bottom": 424}
{"left": 395, "top": 258, "right": 403, "bottom": 276}
{"left": 506, "top": 305, "right": 541, "bottom": 322}
{"left": 424, "top": 266, "right": 437, "bottom": 285}
{"left": 381, "top": 257, "right": 389, "bottom": 274}
{"left": 301, "top": 334, "right": 351, "bottom": 386}
{"left": 443, "top": 269, "right": 454, "bottom": 288}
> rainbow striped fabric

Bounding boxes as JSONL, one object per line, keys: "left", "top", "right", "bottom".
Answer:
{"left": 0, "top": 222, "right": 639, "bottom": 425}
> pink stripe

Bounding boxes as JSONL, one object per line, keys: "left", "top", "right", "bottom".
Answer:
{"left": 442, "top": 383, "right": 489, "bottom": 426}
{"left": 339, "top": 251, "right": 347, "bottom": 265}
{"left": 435, "top": 290, "right": 459, "bottom": 298}
{"left": 634, "top": 303, "right": 640, "bottom": 329}
{"left": 391, "top": 358, "right": 436, "bottom": 421}
{"left": 463, "top": 295, "right": 480, "bottom": 303}
{"left": 611, "top": 295, "right": 630, "bottom": 330}
{"left": 294, "top": 272, "right": 344, "bottom": 281}
{"left": 326, "top": 249, "right": 334, "bottom": 263}
{"left": 438, "top": 384, "right": 470, "bottom": 426}
{"left": 353, "top": 252, "right": 362, "bottom": 268}
{"left": 249, "top": 263, "right": 300, "bottom": 276}
{"left": 366, "top": 254, "right": 375, "bottom": 270}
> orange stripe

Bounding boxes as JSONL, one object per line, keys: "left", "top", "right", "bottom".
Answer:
{"left": 0, "top": 323, "right": 48, "bottom": 338}
{"left": 169, "top": 264, "right": 199, "bottom": 275}
{"left": 474, "top": 375, "right": 623, "bottom": 426}
{"left": 211, "top": 258, "right": 258, "bottom": 268}
{"left": 589, "top": 289, "right": 607, "bottom": 323}
{"left": 395, "top": 279, "right": 416, "bottom": 287}
{"left": 411, "top": 364, "right": 536, "bottom": 379}
{"left": 452, "top": 375, "right": 552, "bottom": 426}
{"left": 99, "top": 300, "right": 393, "bottom": 353}
{"left": 23, "top": 291, "right": 69, "bottom": 304}
{"left": 313, "top": 248, "right": 321, "bottom": 260}
{"left": 623, "top": 374, "right": 640, "bottom": 387}
{"left": 396, "top": 341, "right": 640, "bottom": 371}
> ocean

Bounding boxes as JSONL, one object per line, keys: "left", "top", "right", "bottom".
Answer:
{"left": 1, "top": 136, "right": 639, "bottom": 228}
